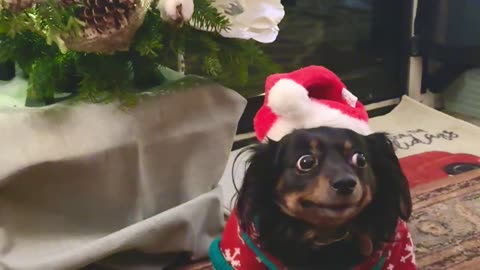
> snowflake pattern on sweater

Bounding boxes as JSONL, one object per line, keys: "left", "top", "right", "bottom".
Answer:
{"left": 209, "top": 211, "right": 416, "bottom": 270}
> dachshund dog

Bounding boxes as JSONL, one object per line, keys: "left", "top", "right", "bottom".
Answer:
{"left": 210, "top": 127, "right": 415, "bottom": 270}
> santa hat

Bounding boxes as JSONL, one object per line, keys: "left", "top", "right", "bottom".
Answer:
{"left": 253, "top": 65, "right": 372, "bottom": 142}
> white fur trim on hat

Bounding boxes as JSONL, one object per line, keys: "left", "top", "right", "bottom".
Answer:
{"left": 265, "top": 102, "right": 372, "bottom": 141}
{"left": 267, "top": 79, "right": 312, "bottom": 121}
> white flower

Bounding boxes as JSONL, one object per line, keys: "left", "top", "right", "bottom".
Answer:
{"left": 157, "top": 0, "right": 195, "bottom": 24}
{"left": 192, "top": 0, "right": 285, "bottom": 43}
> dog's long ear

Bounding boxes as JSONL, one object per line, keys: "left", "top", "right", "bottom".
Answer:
{"left": 235, "top": 140, "right": 280, "bottom": 230}
{"left": 367, "top": 132, "right": 412, "bottom": 221}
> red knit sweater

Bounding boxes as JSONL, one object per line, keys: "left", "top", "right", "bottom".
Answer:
{"left": 209, "top": 212, "right": 416, "bottom": 270}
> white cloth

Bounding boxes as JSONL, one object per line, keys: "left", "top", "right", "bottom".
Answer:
{"left": 0, "top": 81, "right": 247, "bottom": 270}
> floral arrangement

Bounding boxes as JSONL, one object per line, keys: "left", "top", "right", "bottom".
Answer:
{"left": 0, "top": 0, "right": 284, "bottom": 105}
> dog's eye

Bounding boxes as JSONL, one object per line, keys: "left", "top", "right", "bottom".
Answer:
{"left": 296, "top": 155, "right": 318, "bottom": 172}
{"left": 351, "top": 153, "right": 367, "bottom": 168}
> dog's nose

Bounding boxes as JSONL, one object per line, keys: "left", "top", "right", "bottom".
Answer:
{"left": 331, "top": 177, "right": 357, "bottom": 195}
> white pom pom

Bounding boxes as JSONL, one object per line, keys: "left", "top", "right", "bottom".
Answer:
{"left": 267, "top": 79, "right": 311, "bottom": 120}
{"left": 157, "top": 0, "right": 194, "bottom": 23}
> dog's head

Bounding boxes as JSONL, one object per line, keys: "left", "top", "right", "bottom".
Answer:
{"left": 235, "top": 127, "right": 412, "bottom": 268}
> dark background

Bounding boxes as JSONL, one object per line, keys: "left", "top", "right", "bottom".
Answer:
{"left": 236, "top": 0, "right": 413, "bottom": 135}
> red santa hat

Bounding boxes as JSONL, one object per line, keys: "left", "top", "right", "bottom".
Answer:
{"left": 253, "top": 65, "right": 372, "bottom": 142}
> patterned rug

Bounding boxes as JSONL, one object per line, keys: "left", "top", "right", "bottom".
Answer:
{"left": 408, "top": 169, "right": 480, "bottom": 270}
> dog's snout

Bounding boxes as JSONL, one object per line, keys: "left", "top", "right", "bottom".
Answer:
{"left": 331, "top": 176, "right": 357, "bottom": 195}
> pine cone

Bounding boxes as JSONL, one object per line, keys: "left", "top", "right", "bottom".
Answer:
{"left": 78, "top": 0, "right": 135, "bottom": 35}
{"left": 1, "top": 0, "right": 152, "bottom": 53}
{"left": 62, "top": 0, "right": 152, "bottom": 54}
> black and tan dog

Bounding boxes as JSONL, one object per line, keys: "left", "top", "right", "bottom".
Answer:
{"left": 210, "top": 127, "right": 416, "bottom": 270}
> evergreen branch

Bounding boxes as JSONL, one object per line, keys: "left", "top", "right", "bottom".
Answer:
{"left": 191, "top": 0, "right": 229, "bottom": 32}
{"left": 0, "top": 0, "right": 282, "bottom": 104}
{"left": 0, "top": 1, "right": 83, "bottom": 52}
{"left": 133, "top": 10, "right": 165, "bottom": 57}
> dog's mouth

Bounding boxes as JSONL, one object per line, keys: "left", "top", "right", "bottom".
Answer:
{"left": 277, "top": 198, "right": 361, "bottom": 224}
{"left": 299, "top": 199, "right": 360, "bottom": 218}
{"left": 300, "top": 200, "right": 356, "bottom": 214}
{"left": 277, "top": 186, "right": 372, "bottom": 226}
